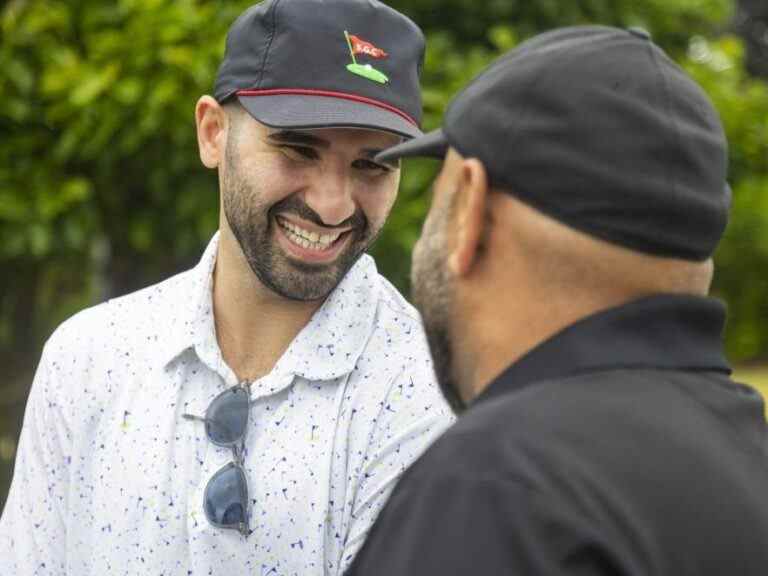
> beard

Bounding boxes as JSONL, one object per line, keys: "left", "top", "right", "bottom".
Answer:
{"left": 410, "top": 196, "right": 466, "bottom": 414}
{"left": 221, "top": 133, "right": 377, "bottom": 302}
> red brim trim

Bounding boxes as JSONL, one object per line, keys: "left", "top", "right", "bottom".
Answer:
{"left": 236, "top": 88, "right": 418, "bottom": 128}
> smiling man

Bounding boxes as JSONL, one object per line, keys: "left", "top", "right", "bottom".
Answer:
{"left": 0, "top": 1, "right": 453, "bottom": 575}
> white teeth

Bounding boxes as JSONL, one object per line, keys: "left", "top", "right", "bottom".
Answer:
{"left": 278, "top": 217, "right": 344, "bottom": 251}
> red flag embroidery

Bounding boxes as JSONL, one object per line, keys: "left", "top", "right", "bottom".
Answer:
{"left": 349, "top": 35, "right": 388, "bottom": 59}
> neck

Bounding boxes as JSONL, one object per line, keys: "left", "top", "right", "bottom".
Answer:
{"left": 454, "top": 281, "right": 634, "bottom": 403}
{"left": 213, "top": 227, "right": 323, "bottom": 382}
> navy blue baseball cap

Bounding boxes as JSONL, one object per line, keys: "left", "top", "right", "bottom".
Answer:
{"left": 378, "top": 26, "right": 731, "bottom": 261}
{"left": 214, "top": 0, "right": 425, "bottom": 139}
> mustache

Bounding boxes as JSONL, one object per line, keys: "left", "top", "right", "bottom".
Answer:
{"left": 269, "top": 196, "right": 367, "bottom": 232}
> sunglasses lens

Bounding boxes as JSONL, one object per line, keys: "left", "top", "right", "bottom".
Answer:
{"left": 206, "top": 386, "right": 250, "bottom": 445}
{"left": 204, "top": 462, "right": 249, "bottom": 528}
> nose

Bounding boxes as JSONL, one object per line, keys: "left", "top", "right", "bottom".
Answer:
{"left": 302, "top": 168, "right": 356, "bottom": 227}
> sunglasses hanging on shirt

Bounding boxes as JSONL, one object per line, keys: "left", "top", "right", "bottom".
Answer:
{"left": 183, "top": 384, "right": 252, "bottom": 537}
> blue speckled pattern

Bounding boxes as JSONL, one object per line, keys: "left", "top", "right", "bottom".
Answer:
{"left": 0, "top": 233, "right": 454, "bottom": 575}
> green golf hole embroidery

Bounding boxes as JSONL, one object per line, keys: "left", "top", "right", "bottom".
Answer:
{"left": 344, "top": 31, "right": 390, "bottom": 85}
{"left": 346, "top": 63, "right": 389, "bottom": 84}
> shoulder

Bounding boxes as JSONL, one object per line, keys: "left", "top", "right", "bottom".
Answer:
{"left": 331, "top": 254, "right": 436, "bottom": 387}
{"left": 45, "top": 268, "right": 193, "bottom": 359}
{"left": 405, "top": 367, "right": 716, "bottom": 503}
{"left": 373, "top": 271, "right": 423, "bottom": 324}
{"left": 27, "top": 268, "right": 194, "bottom": 435}
{"left": 397, "top": 376, "right": 611, "bottom": 492}
{"left": 347, "top": 265, "right": 441, "bottom": 403}
{"left": 339, "top": 259, "right": 452, "bottom": 427}
{"left": 363, "top": 267, "right": 431, "bottom": 365}
{"left": 39, "top": 268, "right": 195, "bottom": 412}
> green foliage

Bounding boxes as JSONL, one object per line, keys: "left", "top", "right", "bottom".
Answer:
{"left": 387, "top": 0, "right": 733, "bottom": 52}
{"left": 0, "top": 0, "right": 766, "bottom": 373}
{"left": 0, "top": 0, "right": 239, "bottom": 361}
{"left": 683, "top": 36, "right": 768, "bottom": 360}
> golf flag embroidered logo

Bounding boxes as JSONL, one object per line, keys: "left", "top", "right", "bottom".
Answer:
{"left": 349, "top": 34, "right": 388, "bottom": 59}
{"left": 344, "top": 31, "right": 390, "bottom": 85}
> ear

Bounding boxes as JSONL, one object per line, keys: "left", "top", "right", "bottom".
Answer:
{"left": 448, "top": 158, "right": 489, "bottom": 277}
{"left": 195, "top": 95, "right": 228, "bottom": 169}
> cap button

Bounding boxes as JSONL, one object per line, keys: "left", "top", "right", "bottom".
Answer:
{"left": 627, "top": 26, "right": 652, "bottom": 40}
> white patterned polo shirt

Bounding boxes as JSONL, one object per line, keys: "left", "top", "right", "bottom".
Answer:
{"left": 0, "top": 233, "right": 454, "bottom": 576}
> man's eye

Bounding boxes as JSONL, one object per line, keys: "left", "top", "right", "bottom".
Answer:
{"left": 353, "top": 158, "right": 391, "bottom": 173}
{"left": 281, "top": 145, "right": 318, "bottom": 160}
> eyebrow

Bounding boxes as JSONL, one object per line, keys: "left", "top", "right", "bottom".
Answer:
{"left": 267, "top": 130, "right": 400, "bottom": 168}
{"left": 267, "top": 131, "right": 331, "bottom": 149}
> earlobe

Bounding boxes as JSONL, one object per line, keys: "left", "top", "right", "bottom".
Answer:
{"left": 195, "top": 96, "right": 226, "bottom": 169}
{"left": 448, "top": 158, "right": 488, "bottom": 277}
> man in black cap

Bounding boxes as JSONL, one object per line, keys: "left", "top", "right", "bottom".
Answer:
{"left": 0, "top": 2, "right": 452, "bottom": 574}
{"left": 347, "top": 25, "right": 768, "bottom": 575}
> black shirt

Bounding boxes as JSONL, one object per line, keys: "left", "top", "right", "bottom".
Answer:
{"left": 346, "top": 295, "right": 768, "bottom": 575}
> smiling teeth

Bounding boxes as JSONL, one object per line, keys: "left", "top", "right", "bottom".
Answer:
{"left": 278, "top": 218, "right": 343, "bottom": 250}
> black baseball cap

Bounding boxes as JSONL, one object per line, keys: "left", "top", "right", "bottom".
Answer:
{"left": 378, "top": 26, "right": 731, "bottom": 261}
{"left": 214, "top": 0, "right": 425, "bottom": 139}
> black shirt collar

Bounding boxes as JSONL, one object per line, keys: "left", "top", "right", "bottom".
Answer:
{"left": 476, "top": 295, "right": 731, "bottom": 405}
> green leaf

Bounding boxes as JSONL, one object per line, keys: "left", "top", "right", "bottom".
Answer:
{"left": 28, "top": 223, "right": 51, "bottom": 257}
{"left": 37, "top": 178, "right": 92, "bottom": 220}
{"left": 70, "top": 64, "right": 120, "bottom": 106}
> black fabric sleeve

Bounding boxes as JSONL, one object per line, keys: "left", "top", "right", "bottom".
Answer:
{"left": 344, "top": 471, "right": 628, "bottom": 576}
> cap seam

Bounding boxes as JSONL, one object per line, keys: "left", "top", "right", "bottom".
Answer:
{"left": 646, "top": 41, "right": 681, "bottom": 206}
{"left": 256, "top": 0, "right": 282, "bottom": 89}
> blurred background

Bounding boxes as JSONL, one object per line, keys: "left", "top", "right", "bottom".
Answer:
{"left": 1, "top": 0, "right": 767, "bottom": 513}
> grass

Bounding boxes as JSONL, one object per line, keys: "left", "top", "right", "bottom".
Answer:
{"left": 733, "top": 367, "right": 768, "bottom": 417}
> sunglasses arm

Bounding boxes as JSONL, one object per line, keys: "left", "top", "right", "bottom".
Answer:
{"left": 182, "top": 413, "right": 207, "bottom": 423}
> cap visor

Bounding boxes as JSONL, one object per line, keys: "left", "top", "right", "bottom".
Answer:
{"left": 238, "top": 94, "right": 422, "bottom": 139}
{"left": 374, "top": 129, "right": 448, "bottom": 163}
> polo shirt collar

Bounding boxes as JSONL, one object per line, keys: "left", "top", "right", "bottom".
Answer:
{"left": 162, "top": 232, "right": 380, "bottom": 382}
{"left": 273, "top": 253, "right": 380, "bottom": 381}
{"left": 476, "top": 294, "right": 732, "bottom": 405}
{"left": 160, "top": 233, "right": 220, "bottom": 371}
